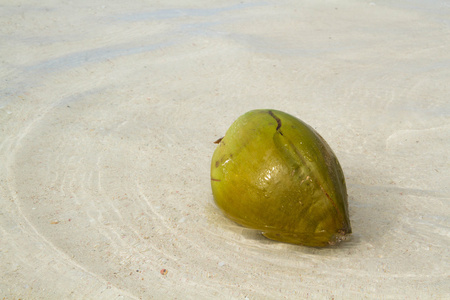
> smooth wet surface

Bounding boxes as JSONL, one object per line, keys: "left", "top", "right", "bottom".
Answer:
{"left": 1, "top": 0, "right": 449, "bottom": 298}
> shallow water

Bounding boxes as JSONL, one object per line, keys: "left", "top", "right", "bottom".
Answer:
{"left": 1, "top": 0, "right": 449, "bottom": 299}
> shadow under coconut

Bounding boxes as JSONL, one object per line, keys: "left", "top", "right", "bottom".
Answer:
{"left": 206, "top": 174, "right": 406, "bottom": 252}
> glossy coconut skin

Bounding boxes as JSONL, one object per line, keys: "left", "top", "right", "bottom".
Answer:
{"left": 211, "top": 109, "right": 351, "bottom": 247}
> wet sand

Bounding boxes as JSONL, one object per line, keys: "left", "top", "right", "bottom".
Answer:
{"left": 1, "top": 0, "right": 449, "bottom": 298}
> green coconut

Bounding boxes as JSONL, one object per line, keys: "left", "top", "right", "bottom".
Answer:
{"left": 211, "top": 109, "right": 351, "bottom": 247}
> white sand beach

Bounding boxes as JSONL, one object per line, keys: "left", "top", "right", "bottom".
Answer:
{"left": 1, "top": 0, "right": 449, "bottom": 298}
